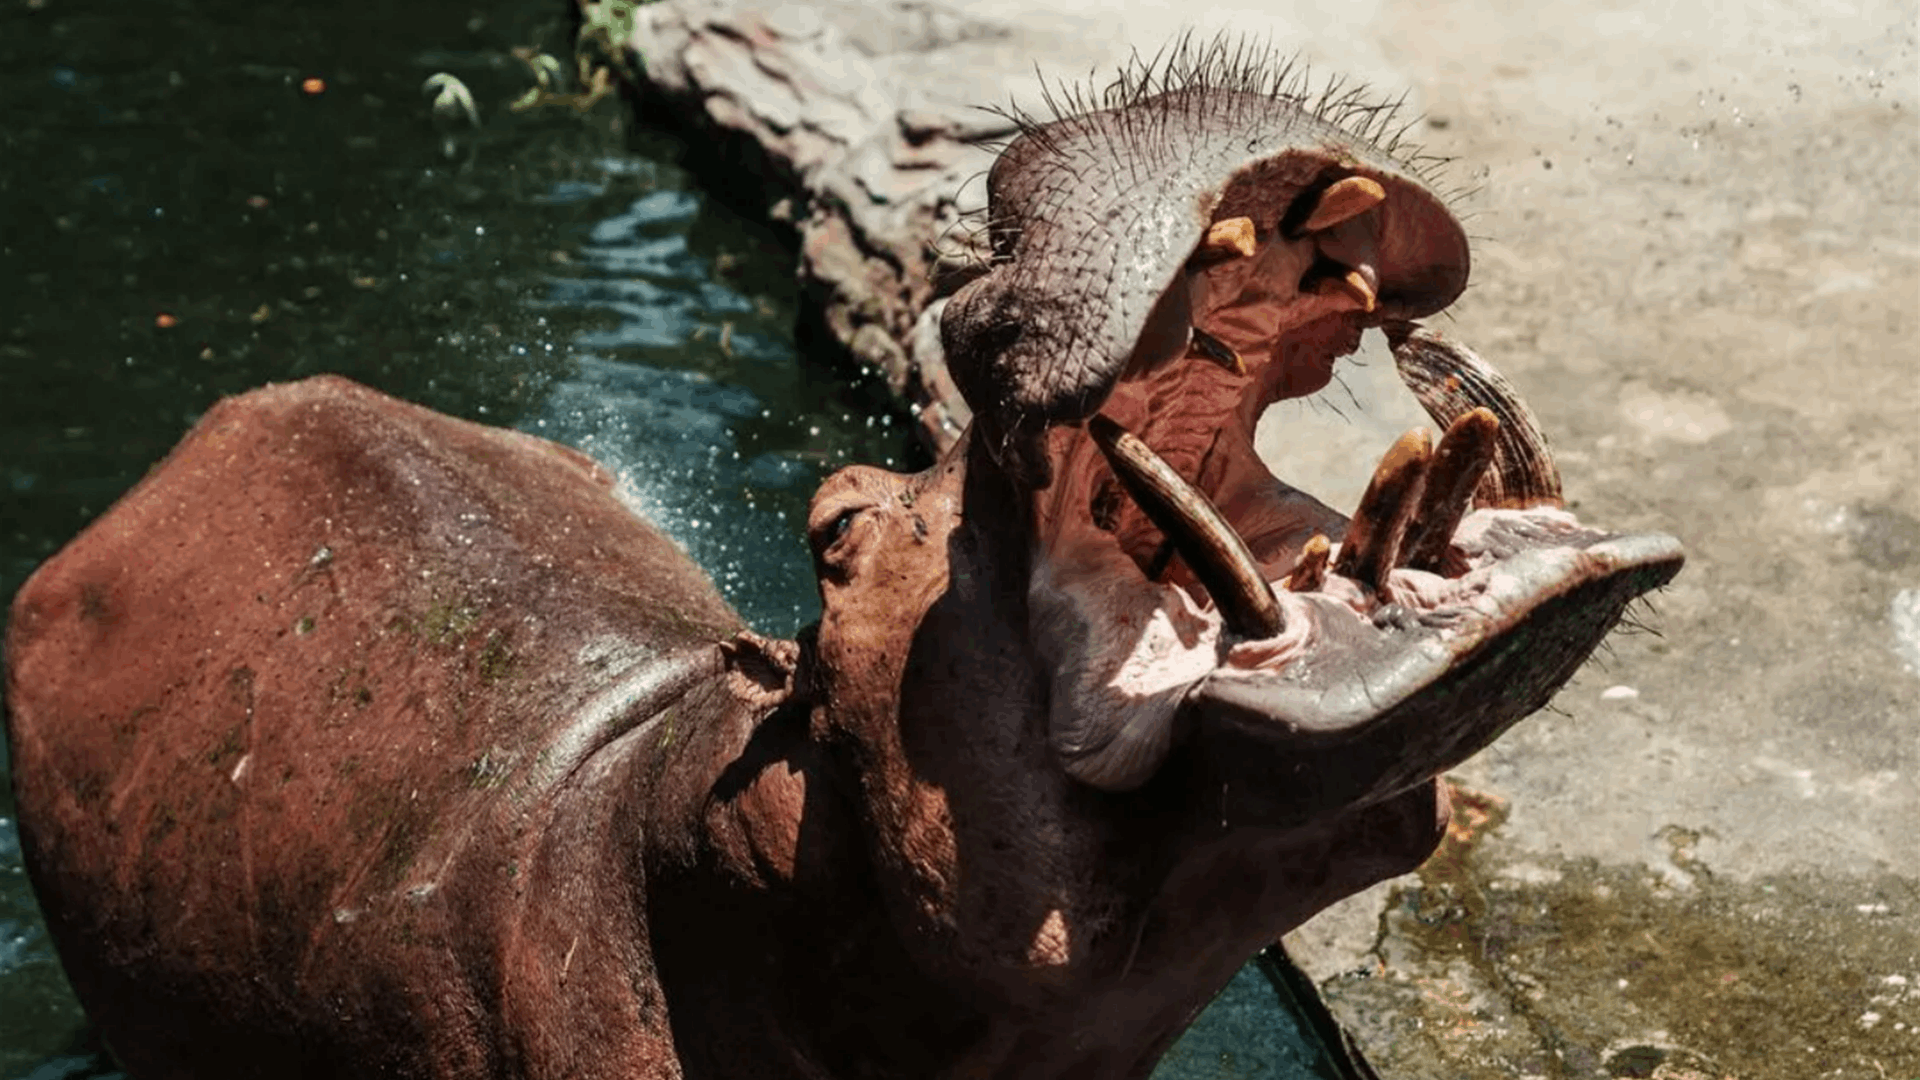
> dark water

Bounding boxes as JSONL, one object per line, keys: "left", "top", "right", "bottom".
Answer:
{"left": 0, "top": 1, "right": 1339, "bottom": 1076}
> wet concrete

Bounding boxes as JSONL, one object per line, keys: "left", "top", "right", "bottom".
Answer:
{"left": 604, "top": 0, "right": 1918, "bottom": 1074}
{"left": 1289, "top": 780, "right": 1920, "bottom": 1078}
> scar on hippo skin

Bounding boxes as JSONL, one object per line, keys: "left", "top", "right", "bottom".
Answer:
{"left": 6, "top": 34, "right": 1681, "bottom": 1080}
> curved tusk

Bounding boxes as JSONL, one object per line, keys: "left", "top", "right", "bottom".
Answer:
{"left": 1387, "top": 324, "right": 1564, "bottom": 510}
{"left": 1087, "top": 415, "right": 1282, "bottom": 639}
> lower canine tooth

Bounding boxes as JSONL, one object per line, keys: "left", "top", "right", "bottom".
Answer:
{"left": 1087, "top": 415, "right": 1282, "bottom": 639}
{"left": 1332, "top": 428, "right": 1433, "bottom": 591}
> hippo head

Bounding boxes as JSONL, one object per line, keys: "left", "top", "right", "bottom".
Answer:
{"left": 791, "top": 48, "right": 1682, "bottom": 1034}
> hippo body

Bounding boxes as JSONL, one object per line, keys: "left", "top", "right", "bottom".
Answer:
{"left": 7, "top": 44, "right": 1682, "bottom": 1080}
{"left": 6, "top": 380, "right": 766, "bottom": 1075}
{"left": 5, "top": 378, "right": 1437, "bottom": 1078}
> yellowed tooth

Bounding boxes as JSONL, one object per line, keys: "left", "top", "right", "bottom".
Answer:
{"left": 1303, "top": 176, "right": 1386, "bottom": 233}
{"left": 1342, "top": 269, "right": 1378, "bottom": 312}
{"left": 1332, "top": 428, "right": 1433, "bottom": 591}
{"left": 1313, "top": 268, "right": 1378, "bottom": 313}
{"left": 1198, "top": 216, "right": 1258, "bottom": 260}
{"left": 1088, "top": 415, "right": 1283, "bottom": 639}
{"left": 1188, "top": 326, "right": 1246, "bottom": 376}
{"left": 1285, "top": 534, "right": 1330, "bottom": 593}
{"left": 1401, "top": 407, "right": 1499, "bottom": 573}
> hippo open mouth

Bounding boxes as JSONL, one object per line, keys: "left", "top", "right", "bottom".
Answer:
{"left": 943, "top": 60, "right": 1685, "bottom": 806}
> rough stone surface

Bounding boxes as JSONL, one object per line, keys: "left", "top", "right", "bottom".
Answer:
{"left": 602, "top": 0, "right": 1919, "bottom": 1075}
{"left": 621, "top": 0, "right": 1006, "bottom": 448}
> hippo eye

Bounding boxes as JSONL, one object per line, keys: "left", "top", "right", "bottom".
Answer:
{"left": 807, "top": 470, "right": 892, "bottom": 573}
{"left": 828, "top": 507, "right": 859, "bottom": 542}
{"left": 809, "top": 503, "right": 868, "bottom": 564}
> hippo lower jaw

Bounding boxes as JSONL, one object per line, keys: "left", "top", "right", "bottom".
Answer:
{"left": 1028, "top": 320, "right": 1685, "bottom": 803}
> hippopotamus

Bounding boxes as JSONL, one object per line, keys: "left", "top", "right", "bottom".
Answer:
{"left": 4, "top": 50, "right": 1681, "bottom": 1079}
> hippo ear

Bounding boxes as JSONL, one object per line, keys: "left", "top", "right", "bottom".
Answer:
{"left": 719, "top": 631, "right": 808, "bottom": 709}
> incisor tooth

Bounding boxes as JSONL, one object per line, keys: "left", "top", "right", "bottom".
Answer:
{"left": 1198, "top": 216, "right": 1258, "bottom": 260}
{"left": 1286, "top": 534, "right": 1330, "bottom": 593}
{"left": 1087, "top": 415, "right": 1282, "bottom": 639}
{"left": 1303, "top": 176, "right": 1386, "bottom": 233}
{"left": 1332, "top": 428, "right": 1433, "bottom": 591}
{"left": 1402, "top": 408, "right": 1499, "bottom": 573}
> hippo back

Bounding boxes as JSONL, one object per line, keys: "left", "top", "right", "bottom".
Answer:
{"left": 4, "top": 376, "right": 739, "bottom": 1076}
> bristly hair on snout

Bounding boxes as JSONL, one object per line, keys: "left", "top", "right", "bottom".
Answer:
{"left": 930, "top": 32, "right": 1473, "bottom": 274}
{"left": 1006, "top": 33, "right": 1433, "bottom": 164}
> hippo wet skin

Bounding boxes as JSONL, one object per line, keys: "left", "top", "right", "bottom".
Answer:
{"left": 5, "top": 48, "right": 1681, "bottom": 1080}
